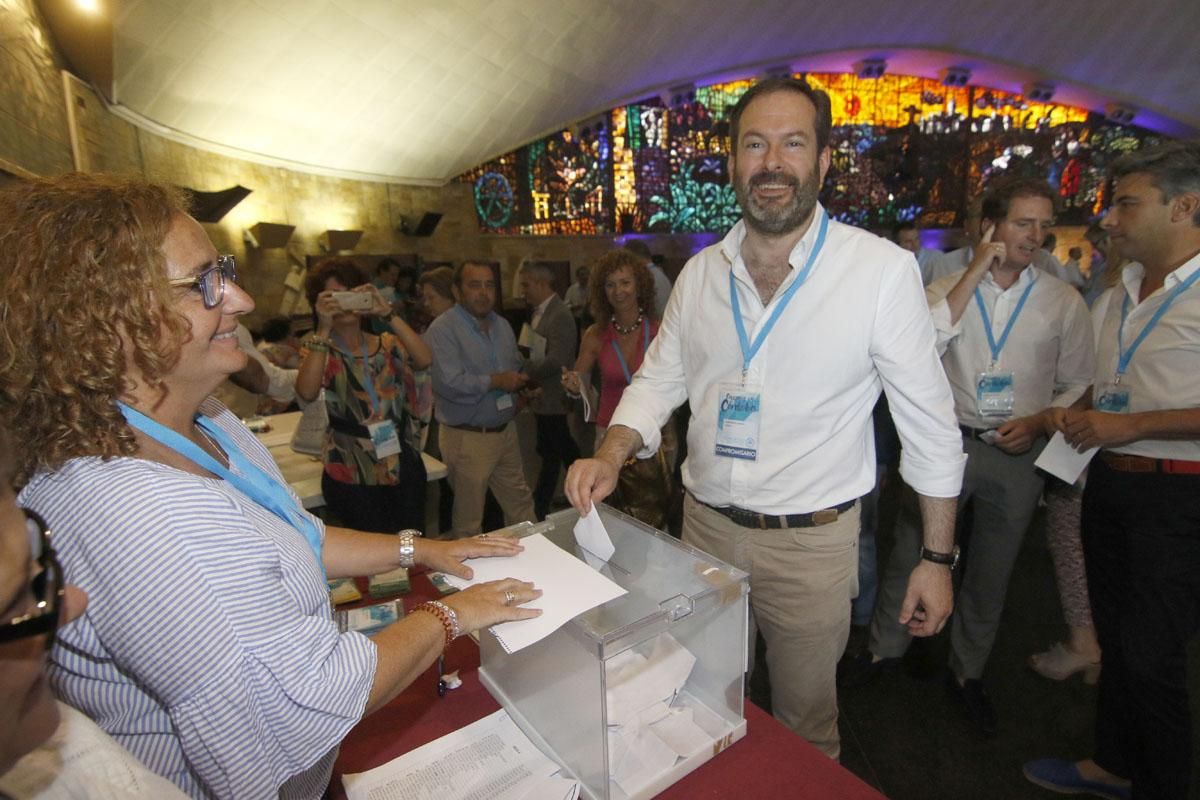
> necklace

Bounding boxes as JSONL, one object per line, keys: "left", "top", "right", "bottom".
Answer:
{"left": 612, "top": 310, "right": 644, "bottom": 335}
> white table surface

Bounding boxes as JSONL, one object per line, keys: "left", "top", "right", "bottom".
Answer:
{"left": 253, "top": 411, "right": 447, "bottom": 509}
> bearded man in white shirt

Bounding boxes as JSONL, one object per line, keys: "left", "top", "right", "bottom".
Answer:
{"left": 852, "top": 177, "right": 1094, "bottom": 737}
{"left": 565, "top": 77, "right": 965, "bottom": 759}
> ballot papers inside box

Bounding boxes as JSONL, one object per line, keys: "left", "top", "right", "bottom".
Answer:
{"left": 478, "top": 505, "right": 749, "bottom": 800}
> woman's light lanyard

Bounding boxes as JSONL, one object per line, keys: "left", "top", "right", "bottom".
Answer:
{"left": 1114, "top": 268, "right": 1200, "bottom": 382}
{"left": 118, "top": 403, "right": 325, "bottom": 578}
{"left": 610, "top": 317, "right": 650, "bottom": 385}
{"left": 729, "top": 209, "right": 829, "bottom": 383}
{"left": 973, "top": 279, "right": 1035, "bottom": 369}
{"left": 331, "top": 332, "right": 381, "bottom": 415}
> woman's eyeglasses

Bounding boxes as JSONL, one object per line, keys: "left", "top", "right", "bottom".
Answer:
{"left": 0, "top": 509, "right": 64, "bottom": 651}
{"left": 168, "top": 254, "right": 238, "bottom": 309}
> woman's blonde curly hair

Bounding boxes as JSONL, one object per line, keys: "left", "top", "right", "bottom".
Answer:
{"left": 0, "top": 173, "right": 192, "bottom": 486}
{"left": 588, "top": 248, "right": 657, "bottom": 324}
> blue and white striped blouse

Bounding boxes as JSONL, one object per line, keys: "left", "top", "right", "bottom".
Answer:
{"left": 18, "top": 399, "right": 378, "bottom": 799}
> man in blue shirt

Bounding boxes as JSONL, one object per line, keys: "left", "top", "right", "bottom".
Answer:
{"left": 424, "top": 262, "right": 537, "bottom": 537}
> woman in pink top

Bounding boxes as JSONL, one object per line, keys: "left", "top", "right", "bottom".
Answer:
{"left": 562, "top": 249, "right": 674, "bottom": 526}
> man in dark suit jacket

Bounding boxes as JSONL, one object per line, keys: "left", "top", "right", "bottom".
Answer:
{"left": 518, "top": 262, "right": 580, "bottom": 519}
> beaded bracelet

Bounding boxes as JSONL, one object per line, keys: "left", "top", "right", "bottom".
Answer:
{"left": 302, "top": 335, "right": 331, "bottom": 353}
{"left": 413, "top": 600, "right": 460, "bottom": 648}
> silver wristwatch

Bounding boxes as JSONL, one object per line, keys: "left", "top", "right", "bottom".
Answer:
{"left": 398, "top": 529, "right": 422, "bottom": 568}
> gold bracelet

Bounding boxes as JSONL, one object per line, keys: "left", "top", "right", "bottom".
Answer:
{"left": 413, "top": 600, "right": 460, "bottom": 648}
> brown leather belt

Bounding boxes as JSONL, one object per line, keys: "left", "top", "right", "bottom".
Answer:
{"left": 1099, "top": 451, "right": 1200, "bottom": 475}
{"left": 447, "top": 422, "right": 508, "bottom": 434}
{"left": 696, "top": 495, "right": 857, "bottom": 529}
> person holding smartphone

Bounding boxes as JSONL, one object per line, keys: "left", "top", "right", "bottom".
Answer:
{"left": 296, "top": 258, "right": 434, "bottom": 533}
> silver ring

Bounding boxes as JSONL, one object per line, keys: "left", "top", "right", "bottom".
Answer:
{"left": 504, "top": 590, "right": 516, "bottom": 606}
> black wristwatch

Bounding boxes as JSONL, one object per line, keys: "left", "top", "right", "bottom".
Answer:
{"left": 920, "top": 545, "right": 960, "bottom": 570}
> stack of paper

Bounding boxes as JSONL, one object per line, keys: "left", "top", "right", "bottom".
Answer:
{"left": 327, "top": 578, "right": 362, "bottom": 605}
{"left": 342, "top": 709, "right": 578, "bottom": 800}
{"left": 368, "top": 566, "right": 410, "bottom": 598}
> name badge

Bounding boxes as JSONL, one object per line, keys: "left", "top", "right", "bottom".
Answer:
{"left": 975, "top": 371, "right": 1015, "bottom": 417}
{"left": 715, "top": 383, "right": 761, "bottom": 460}
{"left": 495, "top": 392, "right": 514, "bottom": 411}
{"left": 1095, "top": 382, "right": 1132, "bottom": 414}
{"left": 367, "top": 419, "right": 402, "bottom": 458}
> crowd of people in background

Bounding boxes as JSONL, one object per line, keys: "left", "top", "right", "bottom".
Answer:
{"left": 1, "top": 81, "right": 1198, "bottom": 800}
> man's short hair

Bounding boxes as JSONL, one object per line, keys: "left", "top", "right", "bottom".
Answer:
{"left": 892, "top": 220, "right": 918, "bottom": 241}
{"left": 1111, "top": 141, "right": 1200, "bottom": 226}
{"left": 979, "top": 177, "right": 1058, "bottom": 224}
{"left": 728, "top": 77, "right": 833, "bottom": 153}
{"left": 517, "top": 261, "right": 555, "bottom": 283}
{"left": 623, "top": 239, "right": 652, "bottom": 262}
{"left": 375, "top": 257, "right": 401, "bottom": 276}
{"left": 454, "top": 260, "right": 495, "bottom": 288}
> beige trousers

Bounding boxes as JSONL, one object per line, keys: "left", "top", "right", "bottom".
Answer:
{"left": 682, "top": 493, "right": 860, "bottom": 759}
{"left": 439, "top": 423, "right": 536, "bottom": 537}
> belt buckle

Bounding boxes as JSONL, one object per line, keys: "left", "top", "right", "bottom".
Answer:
{"left": 811, "top": 508, "right": 839, "bottom": 526}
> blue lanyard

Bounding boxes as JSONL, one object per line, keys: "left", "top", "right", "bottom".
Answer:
{"left": 118, "top": 403, "right": 325, "bottom": 578}
{"left": 610, "top": 317, "right": 650, "bottom": 385}
{"left": 331, "top": 332, "right": 381, "bottom": 414}
{"left": 973, "top": 278, "right": 1035, "bottom": 367}
{"left": 455, "top": 305, "right": 500, "bottom": 371}
{"left": 729, "top": 209, "right": 829, "bottom": 379}
{"left": 1115, "top": 267, "right": 1200, "bottom": 380}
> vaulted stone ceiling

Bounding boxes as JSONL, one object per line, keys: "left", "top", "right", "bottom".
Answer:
{"left": 111, "top": 0, "right": 1200, "bottom": 184}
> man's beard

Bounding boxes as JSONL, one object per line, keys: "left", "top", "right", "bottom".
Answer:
{"left": 735, "top": 163, "right": 821, "bottom": 236}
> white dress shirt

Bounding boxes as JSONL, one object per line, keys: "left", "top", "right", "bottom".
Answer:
{"left": 1092, "top": 255, "right": 1200, "bottom": 460}
{"left": 609, "top": 206, "right": 965, "bottom": 515}
{"left": 530, "top": 292, "right": 554, "bottom": 330}
{"left": 926, "top": 267, "right": 1095, "bottom": 429}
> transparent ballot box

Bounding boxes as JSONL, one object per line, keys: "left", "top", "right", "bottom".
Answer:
{"left": 478, "top": 505, "right": 749, "bottom": 800}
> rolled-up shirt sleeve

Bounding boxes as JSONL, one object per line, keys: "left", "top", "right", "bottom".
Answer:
{"left": 874, "top": 261, "right": 966, "bottom": 498}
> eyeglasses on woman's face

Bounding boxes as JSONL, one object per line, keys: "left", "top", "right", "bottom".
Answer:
{"left": 0, "top": 510, "right": 63, "bottom": 651}
{"left": 167, "top": 254, "right": 238, "bottom": 310}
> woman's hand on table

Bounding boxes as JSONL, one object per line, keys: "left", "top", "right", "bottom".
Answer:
{"left": 445, "top": 578, "right": 543, "bottom": 632}
{"left": 414, "top": 534, "right": 525, "bottom": 580}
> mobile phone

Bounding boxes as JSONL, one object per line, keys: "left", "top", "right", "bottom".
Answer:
{"left": 333, "top": 291, "right": 373, "bottom": 311}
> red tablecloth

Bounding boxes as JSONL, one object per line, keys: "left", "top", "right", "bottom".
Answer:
{"left": 330, "top": 575, "right": 884, "bottom": 800}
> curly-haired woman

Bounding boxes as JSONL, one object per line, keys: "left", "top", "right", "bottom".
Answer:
{"left": 296, "top": 258, "right": 432, "bottom": 533}
{"left": 0, "top": 174, "right": 540, "bottom": 799}
{"left": 561, "top": 248, "right": 675, "bottom": 527}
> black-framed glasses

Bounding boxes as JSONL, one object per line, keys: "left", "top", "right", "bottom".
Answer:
{"left": 167, "top": 254, "right": 238, "bottom": 309}
{"left": 0, "top": 509, "right": 64, "bottom": 650}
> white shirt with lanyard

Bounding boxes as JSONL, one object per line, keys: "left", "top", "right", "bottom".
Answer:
{"left": 118, "top": 402, "right": 325, "bottom": 578}
{"left": 330, "top": 332, "right": 402, "bottom": 458}
{"left": 1097, "top": 265, "right": 1200, "bottom": 413}
{"left": 717, "top": 208, "right": 828, "bottom": 460}
{"left": 972, "top": 277, "right": 1035, "bottom": 417}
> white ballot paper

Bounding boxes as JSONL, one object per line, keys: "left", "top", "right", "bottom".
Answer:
{"left": 1034, "top": 431, "right": 1099, "bottom": 484}
{"left": 518, "top": 324, "right": 548, "bottom": 362}
{"left": 342, "top": 709, "right": 575, "bottom": 800}
{"left": 443, "top": 533, "right": 626, "bottom": 653}
{"left": 573, "top": 505, "right": 615, "bottom": 561}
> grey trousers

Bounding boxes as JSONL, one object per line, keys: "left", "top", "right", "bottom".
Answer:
{"left": 869, "top": 436, "right": 1046, "bottom": 680}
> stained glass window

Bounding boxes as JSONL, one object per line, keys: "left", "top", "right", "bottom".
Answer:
{"left": 460, "top": 71, "right": 1164, "bottom": 234}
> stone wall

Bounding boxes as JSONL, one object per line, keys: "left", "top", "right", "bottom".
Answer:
{"left": 1, "top": 0, "right": 710, "bottom": 330}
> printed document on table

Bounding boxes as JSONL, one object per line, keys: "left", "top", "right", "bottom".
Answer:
{"left": 1034, "top": 431, "right": 1098, "bottom": 484}
{"left": 342, "top": 709, "right": 575, "bottom": 800}
{"left": 443, "top": 533, "right": 626, "bottom": 653}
